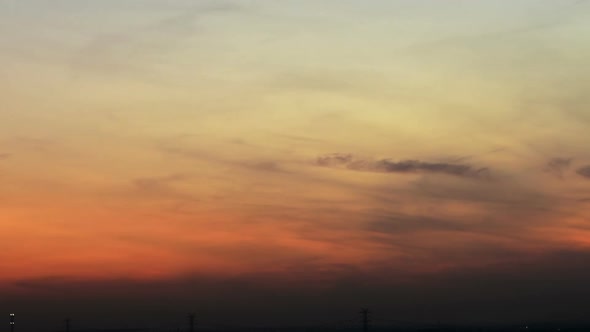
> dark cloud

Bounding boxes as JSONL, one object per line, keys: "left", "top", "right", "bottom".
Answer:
{"left": 577, "top": 165, "right": 590, "bottom": 179}
{"left": 316, "top": 153, "right": 354, "bottom": 167}
{"left": 408, "top": 177, "right": 551, "bottom": 210}
{"left": 358, "top": 168, "right": 569, "bottom": 255}
{"left": 370, "top": 159, "right": 490, "bottom": 178}
{"left": 316, "top": 153, "right": 491, "bottom": 179}
{"left": 545, "top": 157, "right": 572, "bottom": 178}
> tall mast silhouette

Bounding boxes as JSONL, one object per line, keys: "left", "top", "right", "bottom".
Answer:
{"left": 188, "top": 313, "right": 196, "bottom": 332}
{"left": 360, "top": 309, "right": 369, "bottom": 332}
{"left": 10, "top": 313, "right": 15, "bottom": 332}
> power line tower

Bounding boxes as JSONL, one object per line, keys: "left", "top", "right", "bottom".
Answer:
{"left": 10, "top": 313, "right": 15, "bottom": 332}
{"left": 65, "top": 318, "right": 71, "bottom": 332}
{"left": 188, "top": 313, "right": 196, "bottom": 332}
{"left": 360, "top": 308, "right": 369, "bottom": 332}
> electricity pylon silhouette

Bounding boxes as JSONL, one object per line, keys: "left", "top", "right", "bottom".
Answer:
{"left": 360, "top": 308, "right": 369, "bottom": 332}
{"left": 10, "top": 313, "right": 15, "bottom": 332}
{"left": 188, "top": 313, "right": 196, "bottom": 332}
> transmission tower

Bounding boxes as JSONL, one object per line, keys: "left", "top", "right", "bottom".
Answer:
{"left": 360, "top": 308, "right": 369, "bottom": 332}
{"left": 10, "top": 313, "right": 15, "bottom": 332}
{"left": 188, "top": 313, "right": 196, "bottom": 332}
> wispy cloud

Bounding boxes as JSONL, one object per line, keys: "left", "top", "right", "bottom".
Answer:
{"left": 367, "top": 214, "right": 470, "bottom": 234}
{"left": 545, "top": 157, "right": 572, "bottom": 178}
{"left": 403, "top": 0, "right": 586, "bottom": 55}
{"left": 131, "top": 173, "right": 195, "bottom": 201}
{"left": 577, "top": 165, "right": 590, "bottom": 179}
{"left": 316, "top": 153, "right": 491, "bottom": 179}
{"left": 159, "top": 145, "right": 292, "bottom": 175}
{"left": 244, "top": 161, "right": 287, "bottom": 173}
{"left": 70, "top": 1, "right": 246, "bottom": 78}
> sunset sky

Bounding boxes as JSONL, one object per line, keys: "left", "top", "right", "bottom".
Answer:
{"left": 1, "top": 0, "right": 590, "bottom": 329}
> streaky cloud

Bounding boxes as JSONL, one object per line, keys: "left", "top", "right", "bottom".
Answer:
{"left": 131, "top": 173, "right": 196, "bottom": 202}
{"left": 245, "top": 161, "right": 287, "bottom": 173}
{"left": 316, "top": 153, "right": 491, "bottom": 179}
{"left": 70, "top": 1, "right": 245, "bottom": 79}
{"left": 316, "top": 153, "right": 354, "bottom": 167}
{"left": 367, "top": 214, "right": 469, "bottom": 234}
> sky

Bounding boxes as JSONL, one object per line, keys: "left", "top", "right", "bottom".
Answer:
{"left": 1, "top": 0, "right": 590, "bottom": 329}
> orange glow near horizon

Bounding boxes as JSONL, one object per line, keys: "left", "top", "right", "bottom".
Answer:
{"left": 1, "top": 0, "right": 590, "bottom": 289}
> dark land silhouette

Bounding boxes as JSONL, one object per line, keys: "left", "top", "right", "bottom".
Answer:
{"left": 6, "top": 311, "right": 590, "bottom": 332}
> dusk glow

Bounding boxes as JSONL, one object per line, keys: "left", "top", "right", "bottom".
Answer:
{"left": 1, "top": 0, "right": 590, "bottom": 330}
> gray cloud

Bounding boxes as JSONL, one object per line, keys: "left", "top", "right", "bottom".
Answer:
{"left": 316, "top": 153, "right": 354, "bottom": 167}
{"left": 316, "top": 153, "right": 491, "bottom": 179}
{"left": 358, "top": 166, "right": 573, "bottom": 255}
{"left": 545, "top": 157, "right": 573, "bottom": 178}
{"left": 409, "top": 176, "right": 551, "bottom": 209}
{"left": 577, "top": 165, "right": 590, "bottom": 179}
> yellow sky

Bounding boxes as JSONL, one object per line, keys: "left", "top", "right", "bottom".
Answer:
{"left": 1, "top": 0, "right": 590, "bottom": 286}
